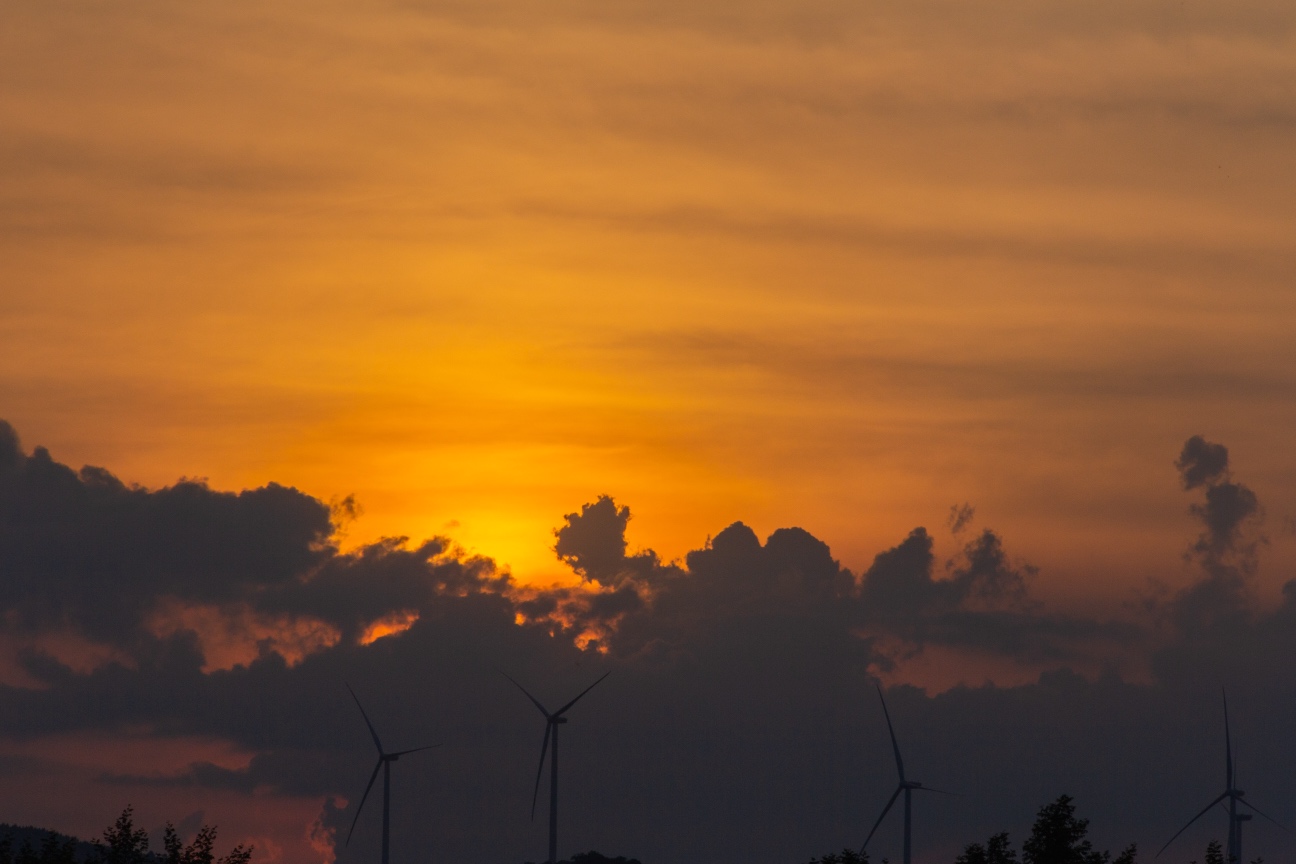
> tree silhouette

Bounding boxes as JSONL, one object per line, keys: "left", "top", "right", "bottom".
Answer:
{"left": 1017, "top": 796, "right": 1136, "bottom": 864}
{"left": 90, "top": 809, "right": 250, "bottom": 864}
{"left": 96, "top": 808, "right": 150, "bottom": 864}
{"left": 957, "top": 833, "right": 1019, "bottom": 864}
{"left": 160, "top": 820, "right": 251, "bottom": 864}
{"left": 0, "top": 832, "right": 77, "bottom": 864}
{"left": 35, "top": 835, "right": 74, "bottom": 864}
{"left": 807, "top": 849, "right": 872, "bottom": 864}
{"left": 1023, "top": 796, "right": 1108, "bottom": 864}
{"left": 1184, "top": 839, "right": 1265, "bottom": 864}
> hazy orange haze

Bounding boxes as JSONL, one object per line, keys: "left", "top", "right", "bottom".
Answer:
{"left": 4, "top": 0, "right": 1296, "bottom": 599}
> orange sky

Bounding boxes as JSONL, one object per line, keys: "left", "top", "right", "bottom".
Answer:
{"left": 4, "top": 0, "right": 1296, "bottom": 601}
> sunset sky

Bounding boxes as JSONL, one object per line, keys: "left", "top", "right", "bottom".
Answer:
{"left": 3, "top": 1, "right": 1296, "bottom": 863}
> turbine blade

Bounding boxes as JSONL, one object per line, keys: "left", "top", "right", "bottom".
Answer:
{"left": 1237, "top": 797, "right": 1289, "bottom": 833}
{"left": 554, "top": 670, "right": 612, "bottom": 717}
{"left": 915, "top": 785, "right": 960, "bottom": 796}
{"left": 1155, "top": 791, "right": 1230, "bottom": 858}
{"left": 876, "top": 684, "right": 906, "bottom": 783}
{"left": 389, "top": 744, "right": 441, "bottom": 758}
{"left": 530, "top": 722, "right": 552, "bottom": 820}
{"left": 860, "top": 786, "right": 903, "bottom": 853}
{"left": 500, "top": 671, "right": 553, "bottom": 718}
{"left": 347, "top": 683, "right": 385, "bottom": 755}
{"left": 346, "top": 758, "right": 383, "bottom": 847}
{"left": 1223, "top": 688, "right": 1233, "bottom": 789}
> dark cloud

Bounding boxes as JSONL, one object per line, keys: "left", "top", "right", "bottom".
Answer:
{"left": 1159, "top": 436, "right": 1265, "bottom": 644}
{"left": 948, "top": 503, "right": 976, "bottom": 535}
{"left": 3, "top": 421, "right": 1296, "bottom": 864}
{"left": 1175, "top": 436, "right": 1230, "bottom": 491}
{"left": 554, "top": 497, "right": 660, "bottom": 589}
{"left": 100, "top": 750, "right": 343, "bottom": 798}
{"left": 0, "top": 419, "right": 510, "bottom": 662}
{"left": 851, "top": 526, "right": 1136, "bottom": 668}
{"left": 0, "top": 421, "right": 336, "bottom": 647}
{"left": 1189, "top": 482, "right": 1261, "bottom": 568}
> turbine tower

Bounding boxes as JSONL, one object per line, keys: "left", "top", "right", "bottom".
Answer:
{"left": 861, "top": 684, "right": 953, "bottom": 864}
{"left": 345, "top": 684, "right": 438, "bottom": 864}
{"left": 503, "top": 671, "right": 610, "bottom": 864}
{"left": 1157, "top": 689, "right": 1284, "bottom": 863}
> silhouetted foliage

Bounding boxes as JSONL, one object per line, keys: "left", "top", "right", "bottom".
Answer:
{"left": 806, "top": 849, "right": 871, "bottom": 864}
{"left": 957, "top": 833, "right": 1018, "bottom": 864}
{"left": 1182, "top": 840, "right": 1265, "bottom": 864}
{"left": 942, "top": 797, "right": 1135, "bottom": 864}
{"left": 36, "top": 836, "right": 75, "bottom": 864}
{"left": 526, "top": 853, "right": 644, "bottom": 864}
{"left": 1110, "top": 845, "right": 1136, "bottom": 864}
{"left": 95, "top": 808, "right": 149, "bottom": 864}
{"left": 1022, "top": 796, "right": 1111, "bottom": 864}
{"left": 87, "top": 810, "right": 249, "bottom": 864}
{"left": 0, "top": 828, "right": 95, "bottom": 864}
{"left": 160, "top": 820, "right": 251, "bottom": 864}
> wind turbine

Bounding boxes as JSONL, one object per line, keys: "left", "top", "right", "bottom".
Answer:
{"left": 861, "top": 684, "right": 954, "bottom": 864}
{"left": 1157, "top": 689, "right": 1284, "bottom": 863}
{"left": 345, "top": 684, "right": 438, "bottom": 864}
{"left": 503, "top": 671, "right": 611, "bottom": 864}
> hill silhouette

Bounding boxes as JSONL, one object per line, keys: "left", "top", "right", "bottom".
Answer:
{"left": 0, "top": 825, "right": 100, "bottom": 864}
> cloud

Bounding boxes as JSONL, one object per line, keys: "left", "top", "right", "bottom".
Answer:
{"left": 0, "top": 419, "right": 510, "bottom": 674}
{"left": 1175, "top": 436, "right": 1231, "bottom": 491}
{"left": 948, "top": 503, "right": 976, "bottom": 535}
{"left": 1154, "top": 436, "right": 1268, "bottom": 654}
{"left": 0, "top": 421, "right": 336, "bottom": 650}
{"left": 5, "top": 420, "right": 1296, "bottom": 864}
{"left": 553, "top": 497, "right": 662, "bottom": 590}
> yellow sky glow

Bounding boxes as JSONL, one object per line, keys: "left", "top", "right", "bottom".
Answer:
{"left": 3, "top": 0, "right": 1295, "bottom": 602}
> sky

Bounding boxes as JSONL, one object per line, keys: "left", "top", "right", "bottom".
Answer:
{"left": 2, "top": 0, "right": 1296, "bottom": 862}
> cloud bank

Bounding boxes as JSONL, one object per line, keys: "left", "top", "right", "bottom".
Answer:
{"left": 1, "top": 419, "right": 1295, "bottom": 864}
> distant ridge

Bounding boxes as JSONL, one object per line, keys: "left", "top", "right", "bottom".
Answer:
{"left": 0, "top": 824, "right": 100, "bottom": 863}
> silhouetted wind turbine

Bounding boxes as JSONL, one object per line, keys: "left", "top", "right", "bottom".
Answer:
{"left": 345, "top": 684, "right": 438, "bottom": 864}
{"left": 1157, "top": 689, "right": 1285, "bottom": 863}
{"left": 861, "top": 684, "right": 954, "bottom": 864}
{"left": 503, "top": 671, "right": 611, "bottom": 864}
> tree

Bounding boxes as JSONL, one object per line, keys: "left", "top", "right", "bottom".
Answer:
{"left": 1022, "top": 796, "right": 1109, "bottom": 864}
{"left": 1111, "top": 845, "right": 1137, "bottom": 864}
{"left": 807, "top": 849, "right": 872, "bottom": 864}
{"left": 97, "top": 808, "right": 150, "bottom": 864}
{"left": 160, "top": 821, "right": 251, "bottom": 864}
{"left": 35, "top": 835, "right": 74, "bottom": 864}
{"left": 958, "top": 833, "right": 1019, "bottom": 864}
{"left": 97, "top": 808, "right": 250, "bottom": 864}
